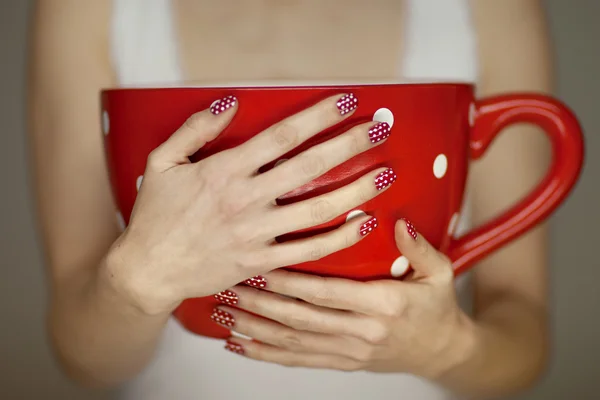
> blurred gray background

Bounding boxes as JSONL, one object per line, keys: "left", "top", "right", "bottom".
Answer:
{"left": 1, "top": 1, "right": 598, "bottom": 399}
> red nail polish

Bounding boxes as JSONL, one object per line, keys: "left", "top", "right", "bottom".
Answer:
{"left": 375, "top": 168, "right": 397, "bottom": 191}
{"left": 402, "top": 218, "right": 418, "bottom": 240}
{"left": 210, "top": 95, "right": 237, "bottom": 115}
{"left": 336, "top": 93, "right": 358, "bottom": 115}
{"left": 214, "top": 290, "right": 239, "bottom": 306}
{"left": 244, "top": 276, "right": 267, "bottom": 289}
{"left": 359, "top": 217, "right": 378, "bottom": 236}
{"left": 210, "top": 308, "right": 235, "bottom": 327}
{"left": 368, "top": 122, "right": 391, "bottom": 143}
{"left": 225, "top": 340, "right": 245, "bottom": 355}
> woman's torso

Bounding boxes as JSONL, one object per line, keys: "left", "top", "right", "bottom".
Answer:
{"left": 111, "top": 1, "right": 477, "bottom": 399}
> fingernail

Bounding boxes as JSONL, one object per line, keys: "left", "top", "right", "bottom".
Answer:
{"left": 368, "top": 122, "right": 391, "bottom": 143}
{"left": 225, "top": 340, "right": 245, "bottom": 355}
{"left": 336, "top": 93, "right": 358, "bottom": 115}
{"left": 359, "top": 217, "right": 378, "bottom": 237}
{"left": 214, "top": 290, "right": 239, "bottom": 306}
{"left": 401, "top": 218, "right": 418, "bottom": 240}
{"left": 210, "top": 95, "right": 237, "bottom": 115}
{"left": 244, "top": 276, "right": 267, "bottom": 289}
{"left": 375, "top": 168, "right": 397, "bottom": 191}
{"left": 210, "top": 308, "right": 235, "bottom": 327}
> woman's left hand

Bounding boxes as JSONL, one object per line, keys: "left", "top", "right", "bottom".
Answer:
{"left": 212, "top": 219, "right": 476, "bottom": 379}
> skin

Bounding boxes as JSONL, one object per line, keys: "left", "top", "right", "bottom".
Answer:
{"left": 27, "top": 0, "right": 552, "bottom": 398}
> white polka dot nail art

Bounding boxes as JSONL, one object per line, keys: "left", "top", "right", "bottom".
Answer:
{"left": 359, "top": 217, "right": 378, "bottom": 237}
{"left": 244, "top": 276, "right": 267, "bottom": 289}
{"left": 214, "top": 290, "right": 238, "bottom": 306}
{"left": 225, "top": 340, "right": 245, "bottom": 355}
{"left": 375, "top": 168, "right": 397, "bottom": 191}
{"left": 336, "top": 93, "right": 358, "bottom": 115}
{"left": 368, "top": 122, "right": 391, "bottom": 143}
{"left": 210, "top": 95, "right": 237, "bottom": 115}
{"left": 211, "top": 309, "right": 235, "bottom": 328}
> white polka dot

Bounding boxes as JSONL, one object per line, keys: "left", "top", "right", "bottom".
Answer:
{"left": 136, "top": 175, "right": 144, "bottom": 191}
{"left": 390, "top": 256, "right": 410, "bottom": 277}
{"left": 433, "top": 154, "right": 448, "bottom": 179}
{"left": 210, "top": 99, "right": 221, "bottom": 109}
{"left": 274, "top": 159, "right": 288, "bottom": 167}
{"left": 102, "top": 111, "right": 110, "bottom": 135}
{"left": 346, "top": 209, "right": 366, "bottom": 222}
{"left": 116, "top": 211, "right": 126, "bottom": 232}
{"left": 447, "top": 212, "right": 460, "bottom": 236}
{"left": 372, "top": 108, "right": 394, "bottom": 128}
{"left": 469, "top": 103, "right": 476, "bottom": 127}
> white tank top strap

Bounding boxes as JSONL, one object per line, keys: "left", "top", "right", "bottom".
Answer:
{"left": 110, "top": 0, "right": 182, "bottom": 85}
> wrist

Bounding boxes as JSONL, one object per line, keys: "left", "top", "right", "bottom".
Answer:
{"left": 98, "top": 237, "right": 179, "bottom": 318}
{"left": 429, "top": 311, "right": 480, "bottom": 382}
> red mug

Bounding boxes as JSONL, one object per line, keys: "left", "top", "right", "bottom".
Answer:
{"left": 101, "top": 82, "right": 584, "bottom": 339}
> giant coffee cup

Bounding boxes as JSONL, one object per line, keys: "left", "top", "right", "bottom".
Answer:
{"left": 101, "top": 81, "right": 584, "bottom": 339}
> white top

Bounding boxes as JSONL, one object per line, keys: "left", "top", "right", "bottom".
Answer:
{"left": 110, "top": 1, "right": 478, "bottom": 399}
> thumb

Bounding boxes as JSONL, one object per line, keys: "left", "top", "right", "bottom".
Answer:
{"left": 150, "top": 95, "right": 238, "bottom": 169}
{"left": 394, "top": 219, "right": 453, "bottom": 280}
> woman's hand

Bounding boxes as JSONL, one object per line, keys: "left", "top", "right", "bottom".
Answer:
{"left": 213, "top": 219, "right": 476, "bottom": 379}
{"left": 105, "top": 93, "right": 396, "bottom": 316}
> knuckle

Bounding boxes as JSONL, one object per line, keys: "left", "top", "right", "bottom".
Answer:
{"left": 338, "top": 360, "right": 364, "bottom": 372}
{"left": 216, "top": 190, "right": 250, "bottom": 219}
{"left": 283, "top": 312, "right": 311, "bottom": 331}
{"left": 280, "top": 356, "right": 302, "bottom": 368}
{"left": 343, "top": 230, "right": 356, "bottom": 249}
{"left": 304, "top": 240, "right": 330, "bottom": 262}
{"left": 298, "top": 153, "right": 327, "bottom": 179}
{"left": 353, "top": 345, "right": 378, "bottom": 363}
{"left": 363, "top": 322, "right": 391, "bottom": 344}
{"left": 380, "top": 292, "right": 406, "bottom": 318}
{"left": 416, "top": 239, "right": 430, "bottom": 258}
{"left": 309, "top": 198, "right": 336, "bottom": 224}
{"left": 436, "top": 257, "right": 455, "bottom": 283}
{"left": 279, "top": 330, "right": 304, "bottom": 350}
{"left": 235, "top": 251, "right": 265, "bottom": 272}
{"left": 146, "top": 149, "right": 163, "bottom": 171}
{"left": 354, "top": 186, "right": 371, "bottom": 206}
{"left": 348, "top": 130, "right": 364, "bottom": 155}
{"left": 306, "top": 278, "right": 335, "bottom": 306}
{"left": 272, "top": 123, "right": 299, "bottom": 151}
{"left": 183, "top": 112, "right": 207, "bottom": 133}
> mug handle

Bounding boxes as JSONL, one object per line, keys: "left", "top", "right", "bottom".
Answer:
{"left": 448, "top": 93, "right": 585, "bottom": 276}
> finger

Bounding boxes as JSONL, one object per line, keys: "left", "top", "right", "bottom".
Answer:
{"left": 218, "top": 285, "right": 381, "bottom": 342}
{"left": 257, "top": 214, "right": 378, "bottom": 270}
{"left": 254, "top": 120, "right": 391, "bottom": 200}
{"left": 233, "top": 93, "right": 358, "bottom": 172}
{"left": 394, "top": 219, "right": 453, "bottom": 281}
{"left": 211, "top": 305, "right": 371, "bottom": 361}
{"left": 265, "top": 167, "right": 396, "bottom": 237}
{"left": 223, "top": 337, "right": 363, "bottom": 371}
{"left": 149, "top": 95, "right": 238, "bottom": 169}
{"left": 258, "top": 269, "right": 403, "bottom": 317}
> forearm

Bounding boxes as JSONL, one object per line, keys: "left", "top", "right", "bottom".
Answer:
{"left": 436, "top": 295, "right": 549, "bottom": 399}
{"left": 49, "top": 255, "right": 171, "bottom": 388}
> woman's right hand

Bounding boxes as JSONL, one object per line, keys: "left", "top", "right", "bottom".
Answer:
{"left": 105, "top": 93, "right": 396, "bottom": 315}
